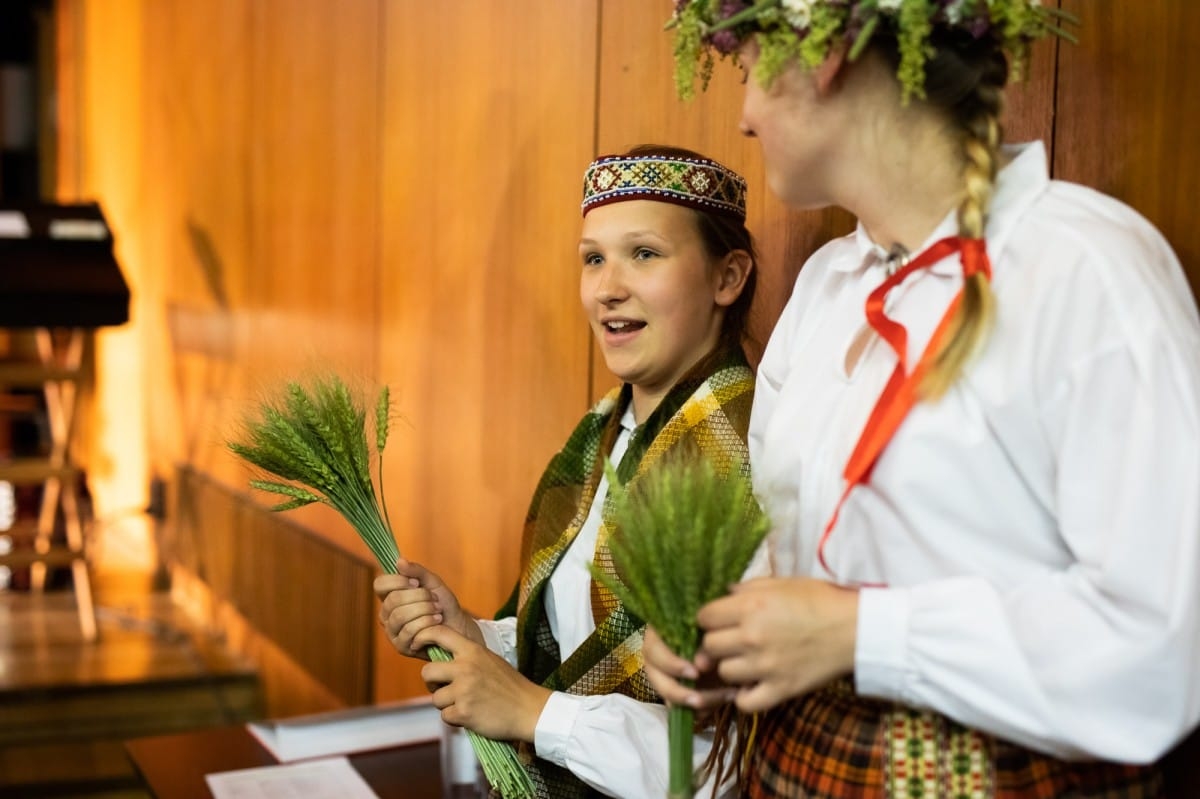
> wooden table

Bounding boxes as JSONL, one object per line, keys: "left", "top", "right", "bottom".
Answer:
{"left": 125, "top": 720, "right": 1200, "bottom": 797}
{"left": 125, "top": 725, "right": 447, "bottom": 798}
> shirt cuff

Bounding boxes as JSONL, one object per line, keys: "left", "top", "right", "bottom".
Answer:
{"left": 533, "top": 691, "right": 584, "bottom": 768}
{"left": 854, "top": 586, "right": 912, "bottom": 703}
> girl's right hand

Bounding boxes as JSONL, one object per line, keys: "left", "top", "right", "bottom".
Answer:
{"left": 375, "top": 558, "right": 484, "bottom": 659}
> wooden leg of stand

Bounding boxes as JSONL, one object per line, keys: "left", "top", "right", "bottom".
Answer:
{"left": 30, "top": 476, "right": 60, "bottom": 591}
{"left": 62, "top": 483, "right": 96, "bottom": 641}
{"left": 28, "top": 328, "right": 92, "bottom": 641}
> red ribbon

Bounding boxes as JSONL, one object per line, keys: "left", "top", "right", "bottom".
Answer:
{"left": 816, "top": 236, "right": 993, "bottom": 580}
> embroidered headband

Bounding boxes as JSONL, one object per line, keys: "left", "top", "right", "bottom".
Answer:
{"left": 581, "top": 154, "right": 748, "bottom": 220}
{"left": 668, "top": 0, "right": 1079, "bottom": 103}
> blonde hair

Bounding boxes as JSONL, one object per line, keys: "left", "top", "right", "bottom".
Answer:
{"left": 912, "top": 33, "right": 1009, "bottom": 399}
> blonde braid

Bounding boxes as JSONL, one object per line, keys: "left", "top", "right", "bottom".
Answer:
{"left": 921, "top": 79, "right": 1004, "bottom": 399}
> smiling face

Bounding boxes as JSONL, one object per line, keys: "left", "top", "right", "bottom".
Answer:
{"left": 579, "top": 200, "right": 732, "bottom": 421}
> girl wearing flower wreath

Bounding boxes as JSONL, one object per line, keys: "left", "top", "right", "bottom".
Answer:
{"left": 376, "top": 144, "right": 762, "bottom": 798}
{"left": 642, "top": 2, "right": 1200, "bottom": 797}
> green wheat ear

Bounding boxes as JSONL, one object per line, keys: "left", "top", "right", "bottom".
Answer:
{"left": 227, "top": 373, "right": 534, "bottom": 799}
{"left": 591, "top": 451, "right": 769, "bottom": 799}
{"left": 593, "top": 453, "right": 770, "bottom": 659}
{"left": 375, "top": 385, "right": 390, "bottom": 454}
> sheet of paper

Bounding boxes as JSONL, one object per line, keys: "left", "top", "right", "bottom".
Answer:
{"left": 0, "top": 210, "right": 30, "bottom": 238}
{"left": 205, "top": 756, "right": 379, "bottom": 799}
{"left": 48, "top": 217, "right": 108, "bottom": 240}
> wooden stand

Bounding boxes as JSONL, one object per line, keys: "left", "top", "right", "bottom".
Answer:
{"left": 1, "top": 202, "right": 130, "bottom": 644}
{"left": 0, "top": 327, "right": 96, "bottom": 641}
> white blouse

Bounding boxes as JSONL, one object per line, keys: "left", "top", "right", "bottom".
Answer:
{"left": 478, "top": 406, "right": 734, "bottom": 798}
{"left": 751, "top": 141, "right": 1200, "bottom": 762}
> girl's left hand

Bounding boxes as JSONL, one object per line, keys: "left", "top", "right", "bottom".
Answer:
{"left": 642, "top": 626, "right": 736, "bottom": 711}
{"left": 698, "top": 577, "right": 859, "bottom": 713}
{"left": 416, "top": 625, "right": 552, "bottom": 743}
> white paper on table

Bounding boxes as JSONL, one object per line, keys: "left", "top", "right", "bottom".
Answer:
{"left": 0, "top": 211, "right": 30, "bottom": 238}
{"left": 48, "top": 218, "right": 108, "bottom": 239}
{"left": 205, "top": 756, "right": 378, "bottom": 799}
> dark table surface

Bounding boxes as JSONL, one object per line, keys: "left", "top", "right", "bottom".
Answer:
{"left": 122, "top": 714, "right": 1200, "bottom": 797}
{"left": 125, "top": 724, "right": 448, "bottom": 799}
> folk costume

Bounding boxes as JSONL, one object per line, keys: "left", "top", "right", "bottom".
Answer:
{"left": 746, "top": 141, "right": 1197, "bottom": 797}
{"left": 668, "top": 2, "right": 1200, "bottom": 797}
{"left": 479, "top": 152, "right": 757, "bottom": 798}
{"left": 488, "top": 346, "right": 754, "bottom": 799}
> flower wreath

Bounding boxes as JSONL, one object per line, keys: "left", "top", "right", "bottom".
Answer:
{"left": 669, "top": 0, "right": 1078, "bottom": 102}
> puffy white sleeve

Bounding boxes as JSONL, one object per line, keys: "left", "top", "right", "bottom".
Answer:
{"left": 476, "top": 616, "right": 518, "bottom": 668}
{"left": 857, "top": 330, "right": 1200, "bottom": 762}
{"left": 533, "top": 691, "right": 735, "bottom": 798}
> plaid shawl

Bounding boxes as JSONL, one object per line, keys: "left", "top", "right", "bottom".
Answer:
{"left": 495, "top": 345, "right": 754, "bottom": 798}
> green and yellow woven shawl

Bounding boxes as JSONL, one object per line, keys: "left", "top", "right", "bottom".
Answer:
{"left": 497, "top": 345, "right": 754, "bottom": 798}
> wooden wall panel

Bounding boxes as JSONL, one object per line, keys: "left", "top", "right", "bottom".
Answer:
{"left": 66, "top": 0, "right": 154, "bottom": 569}
{"left": 53, "top": 0, "right": 81, "bottom": 199}
{"left": 63, "top": 0, "right": 387, "bottom": 706}
{"left": 139, "top": 1, "right": 252, "bottom": 487}
{"left": 85, "top": 0, "right": 385, "bottom": 542}
{"left": 1002, "top": 19, "right": 1057, "bottom": 148}
{"left": 62, "top": 0, "right": 255, "bottom": 569}
{"left": 231, "top": 0, "right": 385, "bottom": 557}
{"left": 242, "top": 0, "right": 382, "bottom": 390}
{"left": 1054, "top": 0, "right": 1200, "bottom": 299}
{"left": 373, "top": 1, "right": 599, "bottom": 701}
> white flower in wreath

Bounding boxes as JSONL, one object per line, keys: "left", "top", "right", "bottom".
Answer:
{"left": 877, "top": 0, "right": 904, "bottom": 11}
{"left": 780, "top": 0, "right": 815, "bottom": 30}
{"left": 944, "top": 0, "right": 969, "bottom": 24}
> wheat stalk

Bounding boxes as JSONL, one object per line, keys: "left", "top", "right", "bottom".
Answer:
{"left": 228, "top": 375, "right": 534, "bottom": 799}
{"left": 592, "top": 455, "right": 770, "bottom": 799}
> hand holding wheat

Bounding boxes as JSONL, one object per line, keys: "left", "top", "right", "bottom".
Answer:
{"left": 591, "top": 456, "right": 770, "bottom": 799}
{"left": 228, "top": 375, "right": 534, "bottom": 799}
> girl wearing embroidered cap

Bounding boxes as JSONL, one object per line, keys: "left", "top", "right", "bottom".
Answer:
{"left": 643, "top": 3, "right": 1200, "bottom": 797}
{"left": 375, "top": 144, "right": 763, "bottom": 798}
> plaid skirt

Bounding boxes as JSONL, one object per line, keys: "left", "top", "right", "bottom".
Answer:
{"left": 745, "top": 680, "right": 1163, "bottom": 799}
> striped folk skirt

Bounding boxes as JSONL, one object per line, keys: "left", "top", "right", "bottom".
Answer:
{"left": 744, "top": 680, "right": 1162, "bottom": 799}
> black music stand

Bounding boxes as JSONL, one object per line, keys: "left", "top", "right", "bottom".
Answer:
{"left": 0, "top": 201, "right": 130, "bottom": 640}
